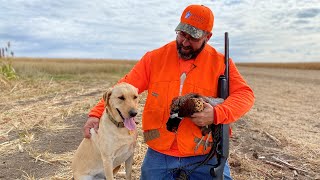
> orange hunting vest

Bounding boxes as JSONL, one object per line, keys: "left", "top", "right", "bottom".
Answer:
{"left": 142, "top": 41, "right": 226, "bottom": 156}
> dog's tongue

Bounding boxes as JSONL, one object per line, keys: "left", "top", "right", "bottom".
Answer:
{"left": 124, "top": 117, "right": 136, "bottom": 130}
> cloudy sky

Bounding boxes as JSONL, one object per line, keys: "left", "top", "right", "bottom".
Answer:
{"left": 0, "top": 0, "right": 319, "bottom": 62}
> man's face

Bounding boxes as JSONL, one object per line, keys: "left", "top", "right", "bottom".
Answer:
{"left": 176, "top": 31, "right": 211, "bottom": 60}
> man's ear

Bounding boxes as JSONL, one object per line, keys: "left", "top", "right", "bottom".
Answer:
{"left": 205, "top": 32, "right": 213, "bottom": 42}
{"left": 103, "top": 88, "right": 112, "bottom": 107}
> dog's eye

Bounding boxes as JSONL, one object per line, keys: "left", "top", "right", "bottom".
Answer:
{"left": 118, "top": 96, "right": 125, "bottom": 100}
{"left": 133, "top": 95, "right": 138, "bottom": 99}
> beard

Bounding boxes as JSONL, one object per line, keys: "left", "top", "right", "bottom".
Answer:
{"left": 176, "top": 40, "right": 206, "bottom": 60}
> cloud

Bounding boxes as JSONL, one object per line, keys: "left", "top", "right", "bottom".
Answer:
{"left": 297, "top": 8, "right": 320, "bottom": 18}
{"left": 0, "top": 0, "right": 319, "bottom": 62}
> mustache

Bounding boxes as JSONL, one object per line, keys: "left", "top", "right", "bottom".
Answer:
{"left": 177, "top": 44, "right": 193, "bottom": 59}
{"left": 181, "top": 45, "right": 192, "bottom": 50}
{"left": 176, "top": 40, "right": 206, "bottom": 60}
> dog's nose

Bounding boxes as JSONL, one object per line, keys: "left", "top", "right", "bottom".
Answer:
{"left": 129, "top": 109, "right": 138, "bottom": 117}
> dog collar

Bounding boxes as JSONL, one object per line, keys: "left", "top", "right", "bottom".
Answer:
{"left": 107, "top": 113, "right": 125, "bottom": 128}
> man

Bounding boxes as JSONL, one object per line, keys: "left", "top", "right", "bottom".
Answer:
{"left": 84, "top": 4, "right": 254, "bottom": 180}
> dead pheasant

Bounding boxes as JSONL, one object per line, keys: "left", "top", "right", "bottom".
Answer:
{"left": 166, "top": 93, "right": 224, "bottom": 133}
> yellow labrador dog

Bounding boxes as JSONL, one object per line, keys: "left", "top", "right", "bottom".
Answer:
{"left": 72, "top": 82, "right": 139, "bottom": 180}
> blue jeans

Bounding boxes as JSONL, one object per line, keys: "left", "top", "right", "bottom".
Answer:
{"left": 141, "top": 148, "right": 232, "bottom": 180}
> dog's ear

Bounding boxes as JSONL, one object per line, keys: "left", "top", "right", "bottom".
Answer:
{"left": 103, "top": 88, "right": 112, "bottom": 108}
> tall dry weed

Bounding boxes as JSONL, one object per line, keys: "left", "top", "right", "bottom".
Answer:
{"left": 0, "top": 41, "right": 17, "bottom": 83}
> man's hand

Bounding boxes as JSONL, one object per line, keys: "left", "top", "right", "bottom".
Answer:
{"left": 190, "top": 102, "right": 214, "bottom": 126}
{"left": 83, "top": 117, "right": 100, "bottom": 138}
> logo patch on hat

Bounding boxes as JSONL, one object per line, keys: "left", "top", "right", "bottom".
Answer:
{"left": 185, "top": 11, "right": 192, "bottom": 19}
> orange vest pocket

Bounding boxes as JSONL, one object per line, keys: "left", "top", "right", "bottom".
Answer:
{"left": 145, "top": 127, "right": 175, "bottom": 151}
{"left": 142, "top": 108, "right": 176, "bottom": 151}
{"left": 142, "top": 109, "right": 165, "bottom": 130}
{"left": 177, "top": 118, "right": 213, "bottom": 156}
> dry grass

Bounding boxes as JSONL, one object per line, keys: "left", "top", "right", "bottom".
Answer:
{"left": 11, "top": 57, "right": 137, "bottom": 79}
{"left": 1, "top": 58, "right": 135, "bottom": 179}
{"left": 237, "top": 62, "right": 320, "bottom": 70}
{"left": 1, "top": 58, "right": 319, "bottom": 179}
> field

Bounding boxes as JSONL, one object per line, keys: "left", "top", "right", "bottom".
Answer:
{"left": 0, "top": 58, "right": 319, "bottom": 179}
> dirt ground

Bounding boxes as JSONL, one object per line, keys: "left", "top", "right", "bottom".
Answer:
{"left": 0, "top": 66, "right": 319, "bottom": 179}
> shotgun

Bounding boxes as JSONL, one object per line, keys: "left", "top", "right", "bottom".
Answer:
{"left": 210, "top": 32, "right": 230, "bottom": 179}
